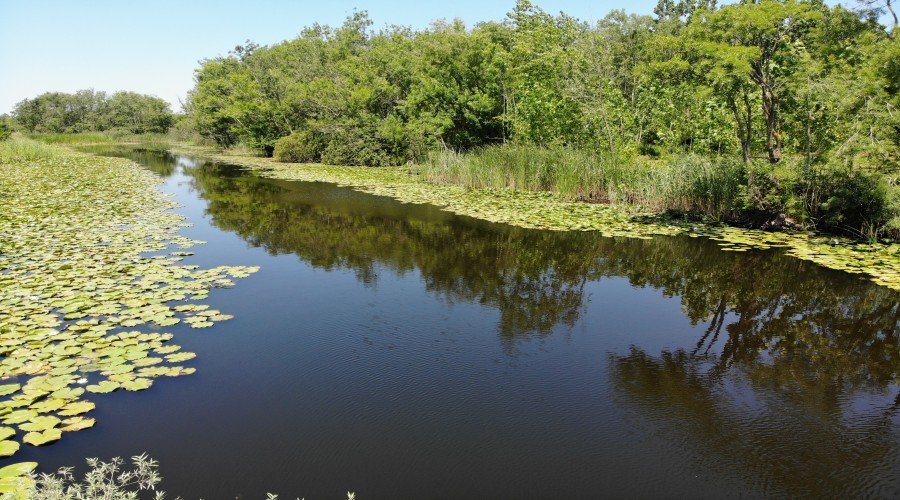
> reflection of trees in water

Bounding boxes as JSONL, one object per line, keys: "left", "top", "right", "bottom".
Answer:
{"left": 187, "top": 162, "right": 599, "bottom": 337}
{"left": 599, "top": 237, "right": 900, "bottom": 388}
{"left": 184, "top": 159, "right": 898, "bottom": 373}
{"left": 610, "top": 347, "right": 899, "bottom": 498}
{"left": 167, "top": 155, "right": 900, "bottom": 497}
{"left": 182, "top": 155, "right": 899, "bottom": 494}
{"left": 81, "top": 146, "right": 177, "bottom": 176}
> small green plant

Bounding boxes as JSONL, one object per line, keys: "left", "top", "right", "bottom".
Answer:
{"left": 21, "top": 454, "right": 164, "bottom": 499}
{"left": 5, "top": 455, "right": 358, "bottom": 499}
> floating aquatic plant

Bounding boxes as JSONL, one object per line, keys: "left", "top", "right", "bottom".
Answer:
{"left": 0, "top": 139, "right": 258, "bottom": 462}
{"left": 171, "top": 144, "right": 900, "bottom": 291}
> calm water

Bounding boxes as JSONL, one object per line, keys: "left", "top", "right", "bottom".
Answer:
{"left": 24, "top": 147, "right": 899, "bottom": 499}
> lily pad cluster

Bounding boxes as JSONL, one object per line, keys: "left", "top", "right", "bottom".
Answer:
{"left": 0, "top": 140, "right": 258, "bottom": 462}
{"left": 173, "top": 144, "right": 900, "bottom": 291}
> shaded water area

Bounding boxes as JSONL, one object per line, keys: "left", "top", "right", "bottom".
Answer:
{"left": 25, "top": 147, "right": 899, "bottom": 498}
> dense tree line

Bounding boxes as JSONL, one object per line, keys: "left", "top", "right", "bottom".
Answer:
{"left": 188, "top": 0, "right": 896, "bottom": 165}
{"left": 12, "top": 90, "right": 174, "bottom": 134}
{"left": 185, "top": 1, "right": 898, "bottom": 236}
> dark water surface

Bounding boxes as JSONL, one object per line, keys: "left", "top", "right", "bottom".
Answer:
{"left": 24, "top": 148, "right": 899, "bottom": 499}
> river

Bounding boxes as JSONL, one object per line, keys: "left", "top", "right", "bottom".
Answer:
{"left": 20, "top": 147, "right": 898, "bottom": 499}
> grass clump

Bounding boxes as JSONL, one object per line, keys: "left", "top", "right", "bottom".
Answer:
{"left": 0, "top": 122, "right": 11, "bottom": 142}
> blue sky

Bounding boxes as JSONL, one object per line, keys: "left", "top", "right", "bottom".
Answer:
{"left": 0, "top": 0, "right": 863, "bottom": 114}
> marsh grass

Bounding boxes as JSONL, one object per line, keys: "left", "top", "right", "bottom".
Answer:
{"left": 29, "top": 131, "right": 172, "bottom": 148}
{"left": 423, "top": 145, "right": 745, "bottom": 220}
{"left": 0, "top": 134, "right": 63, "bottom": 163}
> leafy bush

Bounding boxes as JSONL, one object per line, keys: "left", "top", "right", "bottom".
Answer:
{"left": 273, "top": 129, "right": 324, "bottom": 163}
{"left": 318, "top": 126, "right": 402, "bottom": 167}
{"left": 810, "top": 167, "right": 892, "bottom": 238}
{"left": 0, "top": 116, "right": 13, "bottom": 141}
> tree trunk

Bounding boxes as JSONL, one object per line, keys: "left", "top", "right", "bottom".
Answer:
{"left": 761, "top": 86, "right": 782, "bottom": 163}
{"left": 728, "top": 91, "right": 752, "bottom": 164}
{"left": 888, "top": 0, "right": 898, "bottom": 30}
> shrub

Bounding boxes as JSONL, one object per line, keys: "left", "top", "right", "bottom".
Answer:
{"left": 810, "top": 166, "right": 892, "bottom": 238}
{"left": 273, "top": 129, "right": 324, "bottom": 163}
{"left": 318, "top": 127, "right": 400, "bottom": 166}
{"left": 0, "top": 119, "right": 12, "bottom": 141}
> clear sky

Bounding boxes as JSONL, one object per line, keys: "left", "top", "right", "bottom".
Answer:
{"left": 0, "top": 0, "right": 862, "bottom": 114}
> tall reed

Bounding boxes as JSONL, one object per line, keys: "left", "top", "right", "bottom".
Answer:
{"left": 422, "top": 144, "right": 746, "bottom": 220}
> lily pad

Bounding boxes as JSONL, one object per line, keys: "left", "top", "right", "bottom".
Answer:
{"left": 0, "top": 441, "right": 19, "bottom": 458}
{"left": 58, "top": 401, "right": 95, "bottom": 417}
{"left": 22, "top": 428, "right": 62, "bottom": 446}
{"left": 60, "top": 417, "right": 95, "bottom": 432}
{"left": 0, "top": 462, "right": 37, "bottom": 479}
{"left": 86, "top": 381, "right": 120, "bottom": 394}
{"left": 122, "top": 378, "right": 153, "bottom": 391}
{"left": 18, "top": 416, "right": 60, "bottom": 432}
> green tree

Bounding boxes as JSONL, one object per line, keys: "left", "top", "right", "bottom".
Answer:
{"left": 687, "top": 0, "right": 821, "bottom": 163}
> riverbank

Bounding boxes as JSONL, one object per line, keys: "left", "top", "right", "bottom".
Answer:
{"left": 167, "top": 142, "right": 900, "bottom": 292}
{"left": 20, "top": 133, "right": 900, "bottom": 291}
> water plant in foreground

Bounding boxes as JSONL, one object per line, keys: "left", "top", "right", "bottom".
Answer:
{"left": 0, "top": 138, "right": 258, "bottom": 463}
{"left": 0, "top": 454, "right": 356, "bottom": 499}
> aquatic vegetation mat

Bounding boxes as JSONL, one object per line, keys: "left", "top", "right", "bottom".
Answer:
{"left": 172, "top": 144, "right": 900, "bottom": 292}
{"left": 0, "top": 139, "right": 258, "bottom": 464}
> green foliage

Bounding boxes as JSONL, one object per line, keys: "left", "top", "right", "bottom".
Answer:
{"left": 273, "top": 128, "right": 323, "bottom": 162}
{"left": 183, "top": 0, "right": 898, "bottom": 237}
{"left": 18, "top": 454, "right": 164, "bottom": 499}
{"left": 424, "top": 144, "right": 746, "bottom": 218}
{"left": 12, "top": 90, "right": 174, "bottom": 134}
{"left": 0, "top": 115, "right": 13, "bottom": 141}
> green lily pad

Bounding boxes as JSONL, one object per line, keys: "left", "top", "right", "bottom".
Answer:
{"left": 0, "top": 385, "right": 21, "bottom": 397}
{"left": 166, "top": 352, "right": 196, "bottom": 363}
{"left": 121, "top": 378, "right": 153, "bottom": 392}
{"left": 60, "top": 417, "right": 95, "bottom": 432}
{"left": 85, "top": 381, "right": 120, "bottom": 394}
{"left": 19, "top": 415, "right": 60, "bottom": 432}
{"left": 2, "top": 410, "right": 37, "bottom": 425}
{"left": 0, "top": 440, "right": 19, "bottom": 458}
{"left": 22, "top": 428, "right": 62, "bottom": 446}
{"left": 0, "top": 462, "right": 37, "bottom": 479}
{"left": 58, "top": 401, "right": 95, "bottom": 416}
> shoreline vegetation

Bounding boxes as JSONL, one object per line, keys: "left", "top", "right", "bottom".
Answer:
{"left": 23, "top": 132, "right": 895, "bottom": 291}
{"left": 6, "top": 1, "right": 898, "bottom": 245}
{"left": 170, "top": 141, "right": 900, "bottom": 292}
